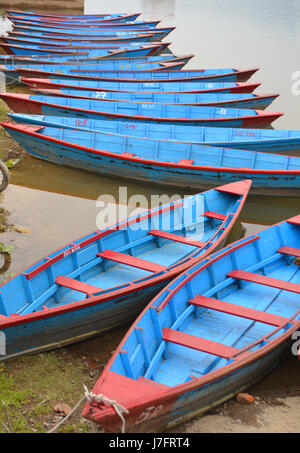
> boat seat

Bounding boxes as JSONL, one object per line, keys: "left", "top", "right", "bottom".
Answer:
{"left": 55, "top": 275, "right": 102, "bottom": 296}
{"left": 202, "top": 211, "right": 227, "bottom": 221}
{"left": 189, "top": 295, "right": 289, "bottom": 327}
{"left": 97, "top": 250, "right": 166, "bottom": 273}
{"left": 149, "top": 230, "right": 205, "bottom": 248}
{"left": 162, "top": 327, "right": 240, "bottom": 358}
{"left": 228, "top": 270, "right": 300, "bottom": 294}
{"left": 278, "top": 246, "right": 300, "bottom": 258}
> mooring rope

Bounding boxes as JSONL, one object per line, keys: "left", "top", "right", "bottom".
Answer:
{"left": 84, "top": 384, "right": 129, "bottom": 433}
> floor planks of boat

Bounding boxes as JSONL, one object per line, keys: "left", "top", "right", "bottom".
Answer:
{"left": 0, "top": 187, "right": 240, "bottom": 317}
{"left": 108, "top": 220, "right": 300, "bottom": 391}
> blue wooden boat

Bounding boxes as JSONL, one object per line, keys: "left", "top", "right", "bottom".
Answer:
{"left": 0, "top": 42, "right": 169, "bottom": 58}
{"left": 10, "top": 19, "right": 161, "bottom": 30}
{"left": 0, "top": 53, "right": 189, "bottom": 66}
{"left": 22, "top": 76, "right": 261, "bottom": 94}
{"left": 0, "top": 180, "right": 251, "bottom": 361}
{"left": 16, "top": 66, "right": 258, "bottom": 83}
{"left": 11, "top": 26, "right": 175, "bottom": 37}
{"left": 29, "top": 86, "right": 278, "bottom": 110}
{"left": 7, "top": 10, "right": 133, "bottom": 19}
{"left": 8, "top": 14, "right": 142, "bottom": 26}
{"left": 82, "top": 216, "right": 300, "bottom": 432}
{"left": 10, "top": 27, "right": 175, "bottom": 40}
{"left": 10, "top": 114, "right": 300, "bottom": 155}
{"left": 2, "top": 33, "right": 167, "bottom": 46}
{"left": 0, "top": 60, "right": 187, "bottom": 81}
{"left": 0, "top": 93, "right": 282, "bottom": 128}
{"left": 8, "top": 12, "right": 141, "bottom": 23}
{"left": 1, "top": 122, "right": 298, "bottom": 196}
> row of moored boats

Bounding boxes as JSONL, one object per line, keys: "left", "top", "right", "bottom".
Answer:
{"left": 0, "top": 9, "right": 299, "bottom": 433}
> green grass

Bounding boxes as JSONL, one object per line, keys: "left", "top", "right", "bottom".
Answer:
{"left": 0, "top": 349, "right": 98, "bottom": 433}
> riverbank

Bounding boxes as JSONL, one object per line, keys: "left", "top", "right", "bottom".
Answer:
{"left": 1, "top": 1, "right": 83, "bottom": 14}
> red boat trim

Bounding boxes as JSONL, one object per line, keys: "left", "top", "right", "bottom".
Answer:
{"left": 0, "top": 165, "right": 251, "bottom": 329}
{"left": 0, "top": 122, "right": 294, "bottom": 176}
{"left": 21, "top": 77, "right": 261, "bottom": 94}
{"left": 0, "top": 94, "right": 283, "bottom": 125}
{"left": 83, "top": 224, "right": 300, "bottom": 429}
{"left": 15, "top": 66, "right": 259, "bottom": 83}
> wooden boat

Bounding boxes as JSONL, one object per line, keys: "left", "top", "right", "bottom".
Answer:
{"left": 0, "top": 42, "right": 169, "bottom": 58}
{"left": 14, "top": 67, "right": 259, "bottom": 85}
{"left": 8, "top": 12, "right": 141, "bottom": 23}
{"left": 1, "top": 122, "right": 298, "bottom": 196}
{"left": 29, "top": 86, "right": 278, "bottom": 110}
{"left": 0, "top": 180, "right": 251, "bottom": 361}
{"left": 10, "top": 27, "right": 175, "bottom": 39}
{"left": 10, "top": 19, "right": 161, "bottom": 30}
{"left": 10, "top": 114, "right": 300, "bottom": 155}
{"left": 2, "top": 33, "right": 169, "bottom": 46}
{"left": 0, "top": 60, "right": 187, "bottom": 81}
{"left": 8, "top": 13, "right": 142, "bottom": 25}
{"left": 7, "top": 10, "right": 133, "bottom": 19}
{"left": 0, "top": 93, "right": 282, "bottom": 128}
{"left": 82, "top": 216, "right": 300, "bottom": 433}
{"left": 0, "top": 53, "right": 190, "bottom": 66}
{"left": 21, "top": 76, "right": 261, "bottom": 94}
{"left": 11, "top": 25, "right": 174, "bottom": 37}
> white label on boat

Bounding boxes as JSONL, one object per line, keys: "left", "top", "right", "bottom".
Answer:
{"left": 135, "top": 405, "right": 164, "bottom": 425}
{"left": 143, "top": 83, "right": 159, "bottom": 87}
{"left": 95, "top": 91, "right": 107, "bottom": 98}
{"left": 63, "top": 245, "right": 80, "bottom": 258}
{"left": 141, "top": 103, "right": 154, "bottom": 109}
{"left": 218, "top": 108, "right": 227, "bottom": 115}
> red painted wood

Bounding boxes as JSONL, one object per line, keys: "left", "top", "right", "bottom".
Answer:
{"left": 228, "top": 270, "right": 300, "bottom": 294}
{"left": 162, "top": 327, "right": 240, "bottom": 358}
{"left": 137, "top": 377, "right": 169, "bottom": 388}
{"left": 216, "top": 180, "right": 252, "bottom": 196}
{"left": 288, "top": 215, "right": 300, "bottom": 226}
{"left": 190, "top": 295, "right": 289, "bottom": 327}
{"left": 278, "top": 246, "right": 300, "bottom": 258}
{"left": 97, "top": 250, "right": 166, "bottom": 273}
{"left": 55, "top": 275, "right": 102, "bottom": 295}
{"left": 203, "top": 211, "right": 227, "bottom": 221}
{"left": 149, "top": 230, "right": 205, "bottom": 248}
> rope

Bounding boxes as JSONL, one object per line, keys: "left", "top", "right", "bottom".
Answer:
{"left": 83, "top": 385, "right": 129, "bottom": 433}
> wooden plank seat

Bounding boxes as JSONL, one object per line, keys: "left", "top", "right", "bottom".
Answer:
{"left": 278, "top": 246, "right": 300, "bottom": 258}
{"left": 55, "top": 275, "right": 102, "bottom": 296}
{"left": 162, "top": 327, "right": 240, "bottom": 358}
{"left": 97, "top": 250, "right": 166, "bottom": 273}
{"left": 189, "top": 295, "right": 289, "bottom": 327}
{"left": 149, "top": 230, "right": 206, "bottom": 248}
{"left": 228, "top": 270, "right": 300, "bottom": 294}
{"left": 202, "top": 211, "right": 227, "bottom": 221}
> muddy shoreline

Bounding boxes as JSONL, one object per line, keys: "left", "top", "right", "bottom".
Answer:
{"left": 1, "top": 1, "right": 83, "bottom": 13}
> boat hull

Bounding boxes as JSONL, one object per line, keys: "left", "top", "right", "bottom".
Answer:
{"left": 5, "top": 127, "right": 300, "bottom": 197}
{"left": 86, "top": 339, "right": 291, "bottom": 433}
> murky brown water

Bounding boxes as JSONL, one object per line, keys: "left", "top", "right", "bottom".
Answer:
{"left": 0, "top": 0, "right": 299, "bottom": 431}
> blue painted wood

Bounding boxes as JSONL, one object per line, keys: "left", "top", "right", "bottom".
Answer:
{"left": 20, "top": 85, "right": 277, "bottom": 109}
{"left": 2, "top": 122, "right": 299, "bottom": 196}
{"left": 11, "top": 114, "right": 300, "bottom": 155}
{"left": 89, "top": 218, "right": 300, "bottom": 432}
{"left": 0, "top": 183, "right": 247, "bottom": 360}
